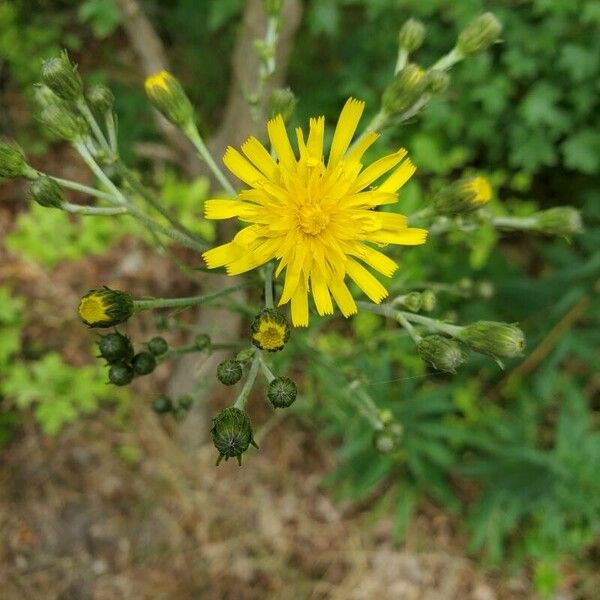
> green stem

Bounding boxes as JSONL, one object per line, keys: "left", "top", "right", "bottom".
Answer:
{"left": 183, "top": 123, "right": 236, "bottom": 196}
{"left": 492, "top": 216, "right": 538, "bottom": 231}
{"left": 132, "top": 283, "right": 248, "bottom": 312}
{"left": 348, "top": 109, "right": 388, "bottom": 152}
{"left": 396, "top": 311, "right": 421, "bottom": 343}
{"left": 105, "top": 111, "right": 118, "bottom": 156}
{"left": 234, "top": 352, "right": 261, "bottom": 409}
{"left": 394, "top": 47, "right": 409, "bottom": 74}
{"left": 62, "top": 202, "right": 127, "bottom": 216}
{"left": 348, "top": 380, "right": 384, "bottom": 429}
{"left": 431, "top": 47, "right": 463, "bottom": 71}
{"left": 259, "top": 355, "right": 276, "bottom": 383}
{"left": 45, "top": 174, "right": 116, "bottom": 202}
{"left": 77, "top": 99, "right": 112, "bottom": 156}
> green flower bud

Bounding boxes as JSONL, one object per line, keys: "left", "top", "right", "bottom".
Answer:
{"left": 211, "top": 407, "right": 258, "bottom": 466}
{"left": 382, "top": 63, "right": 429, "bottom": 116}
{"left": 268, "top": 88, "right": 297, "bottom": 123}
{"left": 0, "top": 141, "right": 36, "bottom": 179}
{"left": 372, "top": 422, "right": 404, "bottom": 454}
{"left": 267, "top": 376, "right": 297, "bottom": 408}
{"left": 152, "top": 395, "right": 173, "bottom": 414}
{"left": 194, "top": 333, "right": 211, "bottom": 351}
{"left": 217, "top": 359, "right": 243, "bottom": 386}
{"left": 78, "top": 287, "right": 134, "bottom": 328}
{"left": 476, "top": 281, "right": 495, "bottom": 299}
{"left": 33, "top": 84, "right": 62, "bottom": 110}
{"left": 132, "top": 352, "right": 156, "bottom": 375}
{"left": 39, "top": 103, "right": 89, "bottom": 141}
{"left": 97, "top": 332, "right": 134, "bottom": 364}
{"left": 421, "top": 290, "right": 437, "bottom": 312}
{"left": 28, "top": 176, "right": 65, "bottom": 208}
{"left": 398, "top": 19, "right": 425, "bottom": 53}
{"left": 251, "top": 308, "right": 290, "bottom": 352}
{"left": 427, "top": 69, "right": 450, "bottom": 94}
{"left": 458, "top": 321, "right": 525, "bottom": 359}
{"left": 147, "top": 336, "right": 169, "bottom": 356}
{"left": 433, "top": 175, "right": 492, "bottom": 216}
{"left": 456, "top": 13, "right": 502, "bottom": 58}
{"left": 418, "top": 335, "right": 466, "bottom": 374}
{"left": 144, "top": 70, "right": 194, "bottom": 127}
{"left": 87, "top": 84, "right": 114, "bottom": 113}
{"left": 401, "top": 291, "right": 422, "bottom": 312}
{"left": 533, "top": 207, "right": 583, "bottom": 237}
{"left": 108, "top": 363, "right": 134, "bottom": 386}
{"left": 41, "top": 51, "right": 83, "bottom": 102}
{"left": 262, "top": 0, "right": 283, "bottom": 17}
{"left": 177, "top": 395, "right": 194, "bottom": 410}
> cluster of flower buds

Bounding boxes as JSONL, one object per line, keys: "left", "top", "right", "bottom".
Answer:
{"left": 433, "top": 175, "right": 492, "bottom": 216}
{"left": 152, "top": 394, "right": 194, "bottom": 421}
{"left": 211, "top": 407, "right": 258, "bottom": 466}
{"left": 372, "top": 411, "right": 404, "bottom": 454}
{"left": 394, "top": 290, "right": 437, "bottom": 313}
{"left": 96, "top": 331, "right": 167, "bottom": 386}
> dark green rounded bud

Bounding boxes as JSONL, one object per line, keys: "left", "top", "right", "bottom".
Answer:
{"left": 267, "top": 376, "right": 297, "bottom": 408}
{"left": 0, "top": 141, "right": 36, "bottom": 179}
{"left": 382, "top": 63, "right": 428, "bottom": 116}
{"left": 457, "top": 13, "right": 502, "bottom": 57}
{"left": 398, "top": 18, "right": 425, "bottom": 53}
{"left": 427, "top": 69, "right": 450, "bottom": 94}
{"left": 177, "top": 395, "right": 194, "bottom": 410}
{"left": 251, "top": 308, "right": 290, "bottom": 352}
{"left": 108, "top": 363, "right": 134, "bottom": 386}
{"left": 268, "top": 88, "right": 297, "bottom": 123}
{"left": 211, "top": 407, "right": 258, "bottom": 466}
{"left": 97, "top": 332, "right": 134, "bottom": 364}
{"left": 147, "top": 336, "right": 169, "bottom": 356}
{"left": 41, "top": 51, "right": 83, "bottom": 101}
{"left": 39, "top": 103, "right": 88, "bottom": 141}
{"left": 458, "top": 321, "right": 525, "bottom": 359}
{"left": 28, "top": 176, "right": 65, "bottom": 208}
{"left": 421, "top": 290, "right": 437, "bottom": 312}
{"left": 78, "top": 287, "right": 134, "bottom": 328}
{"left": 132, "top": 352, "right": 156, "bottom": 375}
{"left": 534, "top": 207, "right": 583, "bottom": 237}
{"left": 417, "top": 335, "right": 466, "bottom": 373}
{"left": 194, "top": 333, "right": 211, "bottom": 351}
{"left": 217, "top": 359, "right": 243, "bottom": 386}
{"left": 144, "top": 71, "right": 194, "bottom": 127}
{"left": 87, "top": 84, "right": 114, "bottom": 113}
{"left": 152, "top": 395, "right": 173, "bottom": 414}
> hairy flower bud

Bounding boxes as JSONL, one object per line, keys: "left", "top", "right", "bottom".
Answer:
{"left": 211, "top": 407, "right": 258, "bottom": 465}
{"left": 97, "top": 332, "right": 134, "bottom": 364}
{"left": 132, "top": 352, "right": 157, "bottom": 376}
{"left": 458, "top": 321, "right": 525, "bottom": 359}
{"left": 39, "top": 103, "right": 89, "bottom": 141}
{"left": 433, "top": 175, "right": 492, "bottom": 215}
{"left": 418, "top": 335, "right": 466, "bottom": 373}
{"left": 78, "top": 287, "right": 134, "bottom": 328}
{"left": 194, "top": 333, "right": 211, "bottom": 351}
{"left": 268, "top": 88, "right": 297, "bottom": 123}
{"left": 87, "top": 84, "right": 115, "bottom": 113}
{"left": 144, "top": 70, "right": 194, "bottom": 127}
{"left": 147, "top": 336, "right": 168, "bottom": 356}
{"left": 28, "top": 176, "right": 65, "bottom": 208}
{"left": 267, "top": 376, "right": 297, "bottom": 408}
{"left": 533, "top": 207, "right": 583, "bottom": 237}
{"left": 427, "top": 69, "right": 450, "bottom": 94}
{"left": 217, "top": 359, "right": 243, "bottom": 386}
{"left": 456, "top": 13, "right": 502, "bottom": 57}
{"left": 251, "top": 308, "right": 290, "bottom": 352}
{"left": 382, "top": 63, "right": 428, "bottom": 116}
{"left": 0, "top": 141, "right": 36, "bottom": 179}
{"left": 33, "top": 84, "right": 62, "bottom": 110}
{"left": 152, "top": 395, "right": 173, "bottom": 414}
{"left": 401, "top": 291, "right": 422, "bottom": 312}
{"left": 421, "top": 290, "right": 437, "bottom": 312}
{"left": 398, "top": 18, "right": 425, "bottom": 53}
{"left": 108, "top": 363, "right": 134, "bottom": 386}
{"left": 41, "top": 51, "right": 83, "bottom": 101}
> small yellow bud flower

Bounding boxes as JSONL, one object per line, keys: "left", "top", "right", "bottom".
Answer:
{"left": 433, "top": 175, "right": 492, "bottom": 215}
{"left": 78, "top": 287, "right": 134, "bottom": 328}
{"left": 382, "top": 64, "right": 428, "bottom": 116}
{"left": 251, "top": 308, "right": 290, "bottom": 352}
{"left": 144, "top": 70, "right": 194, "bottom": 127}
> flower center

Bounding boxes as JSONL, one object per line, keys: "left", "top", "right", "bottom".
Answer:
{"left": 79, "top": 296, "right": 108, "bottom": 323}
{"left": 298, "top": 203, "right": 330, "bottom": 236}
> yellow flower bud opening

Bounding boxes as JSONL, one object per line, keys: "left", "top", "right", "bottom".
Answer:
{"left": 78, "top": 287, "right": 134, "bottom": 328}
{"left": 461, "top": 176, "right": 492, "bottom": 206}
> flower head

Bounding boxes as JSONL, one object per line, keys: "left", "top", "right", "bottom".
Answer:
{"left": 203, "top": 98, "right": 427, "bottom": 326}
{"left": 251, "top": 308, "right": 290, "bottom": 351}
{"left": 78, "top": 287, "right": 134, "bottom": 328}
{"left": 144, "top": 70, "right": 194, "bottom": 127}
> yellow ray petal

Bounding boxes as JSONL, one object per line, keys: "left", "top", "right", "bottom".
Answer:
{"left": 346, "top": 259, "right": 389, "bottom": 304}
{"left": 204, "top": 199, "right": 248, "bottom": 220}
{"left": 354, "top": 148, "right": 407, "bottom": 190}
{"left": 290, "top": 279, "right": 309, "bottom": 326}
{"left": 267, "top": 115, "right": 296, "bottom": 169}
{"left": 241, "top": 136, "right": 279, "bottom": 179}
{"left": 345, "top": 131, "right": 380, "bottom": 165}
{"left": 311, "top": 269, "right": 334, "bottom": 316}
{"left": 350, "top": 243, "right": 399, "bottom": 277}
{"left": 375, "top": 211, "right": 408, "bottom": 231}
{"left": 223, "top": 146, "right": 264, "bottom": 187}
{"left": 328, "top": 98, "right": 365, "bottom": 166}
{"left": 340, "top": 191, "right": 398, "bottom": 208}
{"left": 307, "top": 116, "right": 325, "bottom": 164}
{"left": 368, "top": 227, "right": 428, "bottom": 245}
{"left": 203, "top": 242, "right": 243, "bottom": 269}
{"left": 279, "top": 243, "right": 307, "bottom": 305}
{"left": 378, "top": 158, "right": 416, "bottom": 193}
{"left": 329, "top": 277, "right": 357, "bottom": 318}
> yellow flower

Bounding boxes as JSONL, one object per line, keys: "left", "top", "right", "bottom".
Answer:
{"left": 78, "top": 287, "right": 134, "bottom": 328}
{"left": 461, "top": 176, "right": 492, "bottom": 205}
{"left": 202, "top": 98, "right": 427, "bottom": 326}
{"left": 251, "top": 309, "right": 290, "bottom": 352}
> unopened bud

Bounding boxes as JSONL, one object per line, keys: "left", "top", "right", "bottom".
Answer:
{"left": 87, "top": 84, "right": 114, "bottom": 113}
{"left": 194, "top": 333, "right": 211, "bottom": 351}
{"left": 433, "top": 175, "right": 492, "bottom": 215}
{"left": 398, "top": 291, "right": 422, "bottom": 312}
{"left": 382, "top": 63, "right": 428, "bottom": 116}
{"left": 418, "top": 335, "right": 466, "bottom": 373}
{"left": 267, "top": 376, "right": 297, "bottom": 408}
{"left": 421, "top": 290, "right": 437, "bottom": 312}
{"left": 78, "top": 287, "right": 134, "bottom": 328}
{"left": 372, "top": 422, "right": 404, "bottom": 454}
{"left": 534, "top": 207, "right": 583, "bottom": 237}
{"left": 398, "top": 19, "right": 425, "bottom": 53}
{"left": 39, "top": 103, "right": 89, "bottom": 141}
{"left": 144, "top": 70, "right": 194, "bottom": 127}
{"left": 41, "top": 51, "right": 83, "bottom": 102}
{"left": 458, "top": 321, "right": 525, "bottom": 359}
{"left": 147, "top": 336, "right": 169, "bottom": 356}
{"left": 33, "top": 84, "right": 62, "bottom": 109}
{"left": 456, "top": 13, "right": 502, "bottom": 58}
{"left": 152, "top": 395, "right": 173, "bottom": 414}
{"left": 262, "top": 0, "right": 283, "bottom": 17}
{"left": 211, "top": 407, "right": 258, "bottom": 466}
{"left": 132, "top": 352, "right": 156, "bottom": 376}
{"left": 268, "top": 88, "right": 297, "bottom": 123}
{"left": 427, "top": 69, "right": 450, "bottom": 94}
{"left": 217, "top": 359, "right": 243, "bottom": 386}
{"left": 0, "top": 141, "right": 36, "bottom": 179}
{"left": 97, "top": 332, "right": 134, "bottom": 364}
{"left": 28, "top": 176, "right": 65, "bottom": 208}
{"left": 251, "top": 308, "right": 290, "bottom": 352}
{"left": 108, "top": 363, "right": 134, "bottom": 386}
